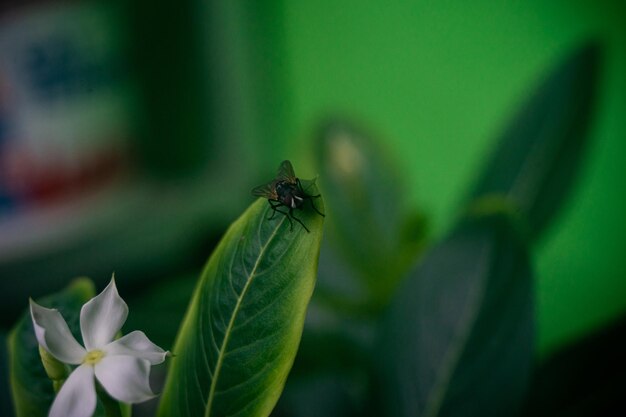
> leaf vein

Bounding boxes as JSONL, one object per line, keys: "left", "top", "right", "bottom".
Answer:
{"left": 204, "top": 215, "right": 286, "bottom": 417}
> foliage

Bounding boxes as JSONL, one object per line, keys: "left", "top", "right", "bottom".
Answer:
{"left": 8, "top": 279, "right": 96, "bottom": 417}
{"left": 157, "top": 187, "right": 324, "bottom": 417}
{"left": 277, "top": 41, "right": 601, "bottom": 417}
{"left": 6, "top": 41, "right": 603, "bottom": 417}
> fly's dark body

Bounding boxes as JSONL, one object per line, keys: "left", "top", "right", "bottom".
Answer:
{"left": 252, "top": 160, "right": 324, "bottom": 232}
{"left": 275, "top": 181, "right": 305, "bottom": 209}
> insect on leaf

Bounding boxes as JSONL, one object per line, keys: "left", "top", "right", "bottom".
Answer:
{"left": 157, "top": 186, "right": 324, "bottom": 417}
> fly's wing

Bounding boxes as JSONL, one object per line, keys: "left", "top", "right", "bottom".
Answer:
{"left": 277, "top": 160, "right": 297, "bottom": 184}
{"left": 251, "top": 180, "right": 278, "bottom": 200}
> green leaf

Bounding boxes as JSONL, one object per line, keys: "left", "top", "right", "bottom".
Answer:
{"left": 378, "top": 213, "right": 534, "bottom": 417}
{"left": 7, "top": 278, "right": 96, "bottom": 417}
{"left": 314, "top": 119, "right": 427, "bottom": 305}
{"left": 468, "top": 42, "right": 602, "bottom": 238}
{"left": 157, "top": 186, "right": 325, "bottom": 417}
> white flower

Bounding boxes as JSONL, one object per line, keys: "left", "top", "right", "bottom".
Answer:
{"left": 30, "top": 277, "right": 169, "bottom": 417}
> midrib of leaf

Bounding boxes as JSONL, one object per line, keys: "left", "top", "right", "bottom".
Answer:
{"left": 205, "top": 216, "right": 285, "bottom": 417}
{"left": 423, "top": 240, "right": 493, "bottom": 417}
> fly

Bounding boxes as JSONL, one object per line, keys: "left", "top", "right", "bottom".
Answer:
{"left": 251, "top": 160, "right": 325, "bottom": 232}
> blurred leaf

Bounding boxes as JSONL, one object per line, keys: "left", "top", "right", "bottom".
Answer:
{"left": 8, "top": 279, "right": 96, "bottom": 417}
{"left": 378, "top": 214, "right": 534, "bottom": 417}
{"left": 124, "top": 272, "right": 198, "bottom": 349}
{"left": 313, "top": 242, "right": 371, "bottom": 314}
{"left": 522, "top": 314, "right": 626, "bottom": 417}
{"left": 469, "top": 42, "right": 602, "bottom": 238}
{"left": 272, "top": 371, "right": 367, "bottom": 417}
{"left": 157, "top": 184, "right": 324, "bottom": 417}
{"left": 294, "top": 301, "right": 374, "bottom": 374}
{"left": 273, "top": 256, "right": 378, "bottom": 417}
{"left": 314, "top": 119, "right": 427, "bottom": 305}
{"left": 272, "top": 301, "right": 374, "bottom": 417}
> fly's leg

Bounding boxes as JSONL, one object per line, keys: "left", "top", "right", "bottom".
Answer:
{"left": 267, "top": 200, "right": 293, "bottom": 229}
{"left": 308, "top": 197, "right": 325, "bottom": 217}
{"left": 289, "top": 207, "right": 310, "bottom": 233}
{"left": 268, "top": 200, "right": 291, "bottom": 221}
{"left": 267, "top": 200, "right": 281, "bottom": 220}
{"left": 297, "top": 178, "right": 321, "bottom": 198}
{"left": 297, "top": 179, "right": 325, "bottom": 217}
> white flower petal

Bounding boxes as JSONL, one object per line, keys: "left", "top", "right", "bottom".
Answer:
{"left": 95, "top": 356, "right": 155, "bottom": 403}
{"left": 29, "top": 300, "right": 86, "bottom": 365}
{"left": 104, "top": 330, "right": 168, "bottom": 365}
{"left": 49, "top": 364, "right": 96, "bottom": 417}
{"left": 80, "top": 277, "right": 128, "bottom": 350}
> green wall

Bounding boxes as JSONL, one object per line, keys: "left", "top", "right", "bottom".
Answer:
{"left": 269, "top": 0, "right": 626, "bottom": 356}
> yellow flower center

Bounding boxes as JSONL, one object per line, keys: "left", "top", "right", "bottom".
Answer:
{"left": 82, "top": 350, "right": 105, "bottom": 366}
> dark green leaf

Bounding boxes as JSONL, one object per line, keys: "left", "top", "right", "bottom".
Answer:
{"left": 468, "top": 42, "right": 602, "bottom": 238}
{"left": 7, "top": 278, "right": 96, "bottom": 417}
{"left": 313, "top": 242, "right": 371, "bottom": 315}
{"left": 272, "top": 371, "right": 367, "bottom": 417}
{"left": 157, "top": 186, "right": 324, "bottom": 417}
{"left": 314, "top": 119, "right": 427, "bottom": 305}
{"left": 294, "top": 301, "right": 374, "bottom": 375}
{"left": 378, "top": 214, "right": 534, "bottom": 417}
{"left": 272, "top": 300, "right": 375, "bottom": 417}
{"left": 522, "top": 314, "right": 626, "bottom": 417}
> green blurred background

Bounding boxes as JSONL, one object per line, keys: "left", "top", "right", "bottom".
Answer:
{"left": 1, "top": 0, "right": 625, "bottom": 363}
{"left": 265, "top": 0, "right": 626, "bottom": 357}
